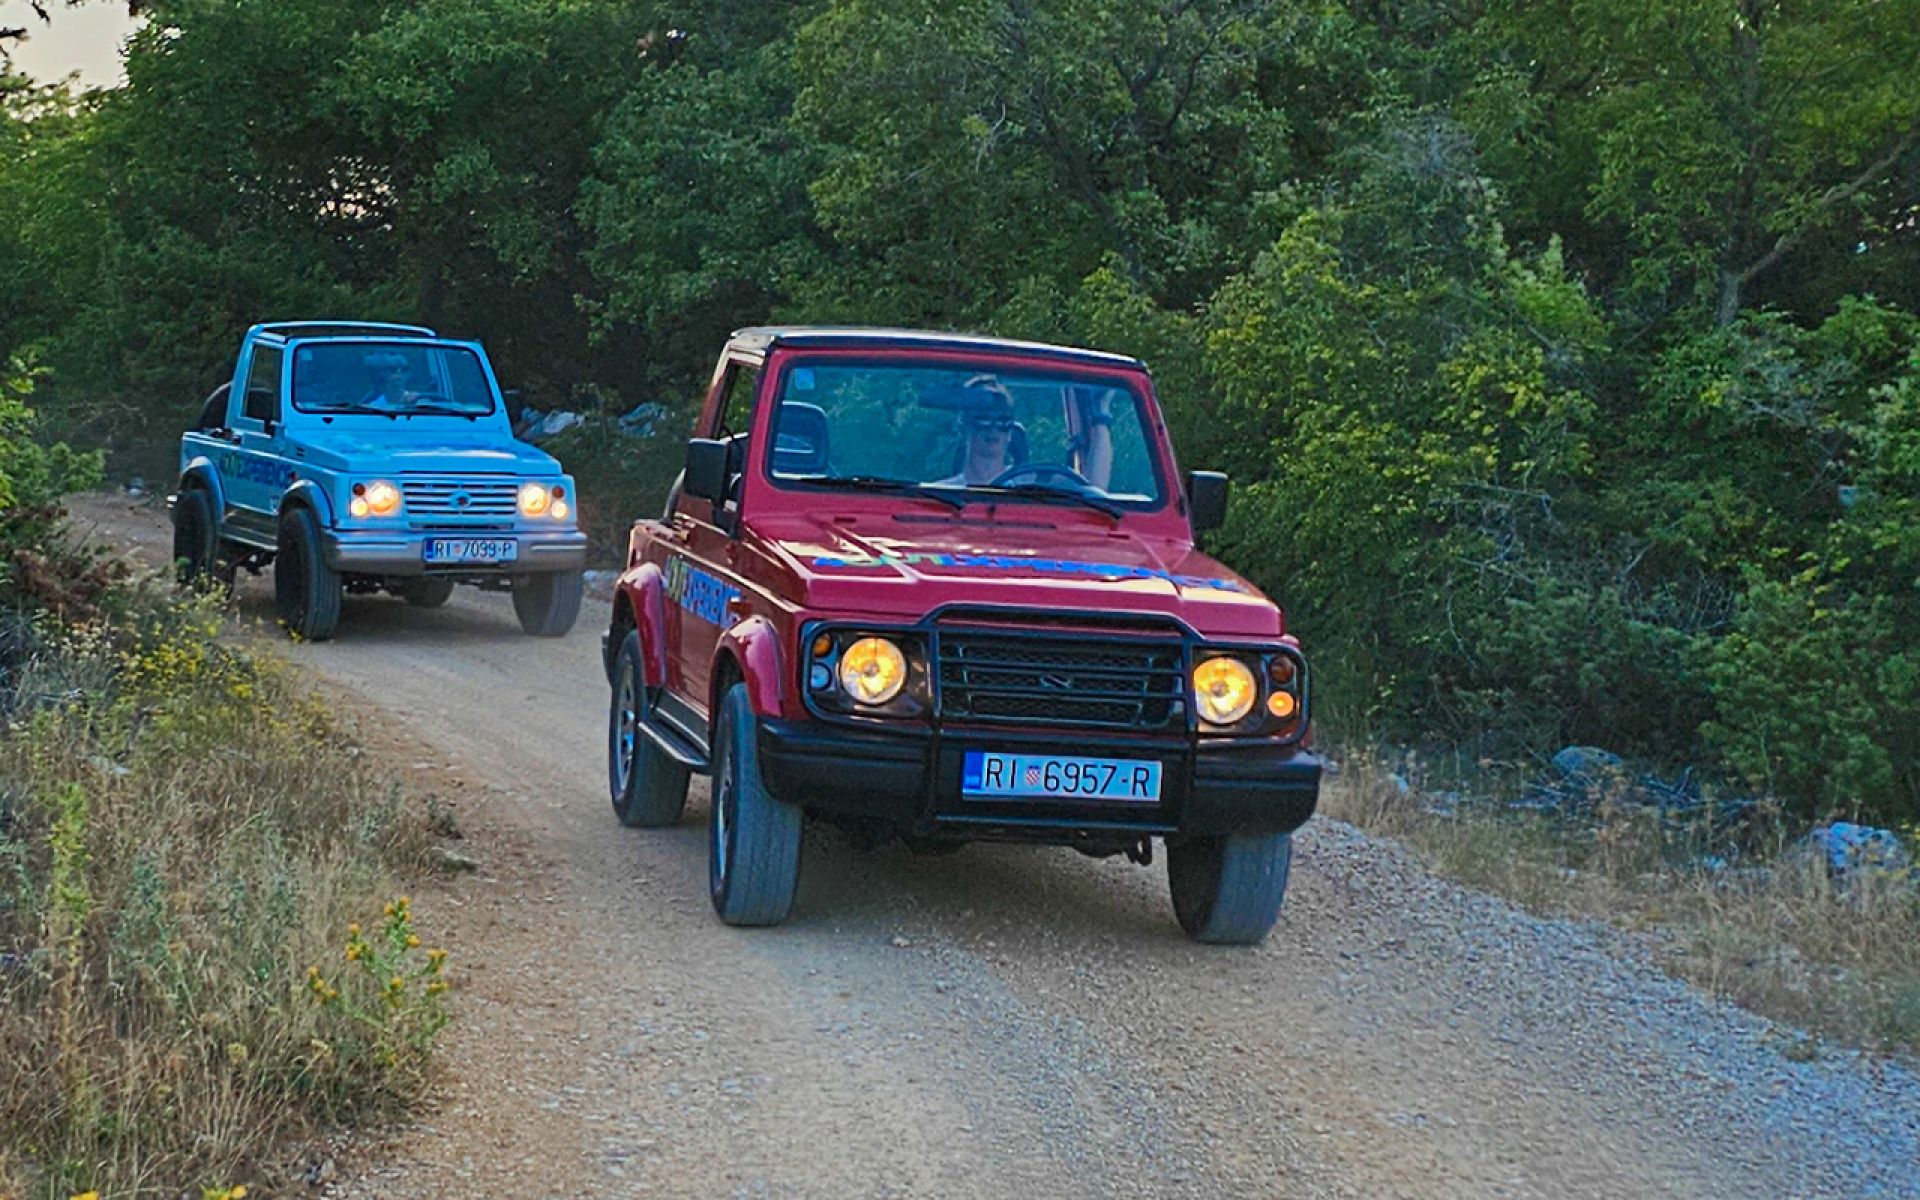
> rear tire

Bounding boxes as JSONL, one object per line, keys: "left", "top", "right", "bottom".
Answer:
{"left": 709, "top": 683, "right": 802, "bottom": 926}
{"left": 171, "top": 488, "right": 226, "bottom": 590}
{"left": 512, "top": 570, "right": 583, "bottom": 636}
{"left": 274, "top": 507, "right": 342, "bottom": 641}
{"left": 395, "top": 577, "right": 456, "bottom": 608}
{"left": 1167, "top": 831, "right": 1292, "bottom": 945}
{"left": 608, "top": 632, "right": 690, "bottom": 827}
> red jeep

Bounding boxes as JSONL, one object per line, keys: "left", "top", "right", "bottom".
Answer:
{"left": 603, "top": 328, "right": 1320, "bottom": 943}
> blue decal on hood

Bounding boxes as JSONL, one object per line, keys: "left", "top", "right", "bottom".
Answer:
{"left": 810, "top": 551, "right": 1249, "bottom": 593}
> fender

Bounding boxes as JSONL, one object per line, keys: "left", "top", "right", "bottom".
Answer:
{"left": 278, "top": 478, "right": 335, "bottom": 526}
{"left": 715, "top": 615, "right": 784, "bottom": 718}
{"left": 612, "top": 563, "right": 671, "bottom": 687}
{"left": 178, "top": 456, "right": 227, "bottom": 515}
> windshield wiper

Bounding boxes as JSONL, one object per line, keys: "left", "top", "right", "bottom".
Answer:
{"left": 965, "top": 483, "right": 1124, "bottom": 519}
{"left": 790, "top": 474, "right": 967, "bottom": 511}
{"left": 402, "top": 404, "right": 481, "bottom": 419}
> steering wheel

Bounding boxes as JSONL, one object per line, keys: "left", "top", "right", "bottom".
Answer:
{"left": 989, "top": 462, "right": 1092, "bottom": 489}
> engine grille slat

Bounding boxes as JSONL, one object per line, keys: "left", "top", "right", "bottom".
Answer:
{"left": 936, "top": 630, "right": 1185, "bottom": 732}
{"left": 400, "top": 478, "right": 520, "bottom": 517}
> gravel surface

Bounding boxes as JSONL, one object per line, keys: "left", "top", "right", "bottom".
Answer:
{"left": 68, "top": 495, "right": 1920, "bottom": 1198}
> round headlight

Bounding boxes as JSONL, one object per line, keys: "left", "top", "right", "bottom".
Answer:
{"left": 1192, "top": 656, "right": 1256, "bottom": 725}
{"left": 837, "top": 637, "right": 908, "bottom": 705}
{"left": 518, "top": 482, "right": 551, "bottom": 516}
{"left": 364, "top": 480, "right": 402, "bottom": 516}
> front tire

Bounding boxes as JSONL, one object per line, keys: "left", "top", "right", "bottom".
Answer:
{"left": 1167, "top": 831, "right": 1293, "bottom": 945}
{"left": 512, "top": 571, "right": 583, "bottom": 636}
{"left": 608, "top": 631, "right": 690, "bottom": 827}
{"left": 274, "top": 507, "right": 342, "bottom": 641}
{"left": 709, "top": 683, "right": 802, "bottom": 927}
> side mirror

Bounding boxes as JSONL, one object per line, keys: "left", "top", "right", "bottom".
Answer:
{"left": 1187, "top": 470, "right": 1228, "bottom": 532}
{"left": 684, "top": 438, "right": 730, "bottom": 503}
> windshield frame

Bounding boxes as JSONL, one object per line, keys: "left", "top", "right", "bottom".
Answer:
{"left": 286, "top": 337, "right": 501, "bottom": 418}
{"left": 756, "top": 354, "right": 1172, "bottom": 514}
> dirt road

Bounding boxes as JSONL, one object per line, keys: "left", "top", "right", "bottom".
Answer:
{"left": 71, "top": 495, "right": 1920, "bottom": 1198}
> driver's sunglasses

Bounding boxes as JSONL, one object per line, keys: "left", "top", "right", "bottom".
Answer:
{"left": 966, "top": 418, "right": 1014, "bottom": 434}
{"left": 385, "top": 366, "right": 410, "bottom": 377}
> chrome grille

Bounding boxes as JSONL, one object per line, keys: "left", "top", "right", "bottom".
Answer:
{"left": 936, "top": 631, "right": 1185, "bottom": 731}
{"left": 400, "top": 478, "right": 519, "bottom": 518}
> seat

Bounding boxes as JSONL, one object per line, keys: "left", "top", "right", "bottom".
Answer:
{"left": 194, "top": 383, "right": 231, "bottom": 431}
{"left": 772, "top": 402, "right": 831, "bottom": 475}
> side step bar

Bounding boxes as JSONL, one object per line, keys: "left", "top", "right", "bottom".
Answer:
{"left": 640, "top": 705, "right": 712, "bottom": 775}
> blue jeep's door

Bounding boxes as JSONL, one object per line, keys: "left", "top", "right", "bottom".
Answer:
{"left": 221, "top": 343, "right": 295, "bottom": 542}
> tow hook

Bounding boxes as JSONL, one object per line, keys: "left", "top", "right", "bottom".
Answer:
{"left": 1126, "top": 839, "right": 1153, "bottom": 867}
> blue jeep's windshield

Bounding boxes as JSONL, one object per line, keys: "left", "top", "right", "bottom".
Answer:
{"left": 291, "top": 341, "right": 496, "bottom": 416}
{"left": 765, "top": 361, "right": 1163, "bottom": 508}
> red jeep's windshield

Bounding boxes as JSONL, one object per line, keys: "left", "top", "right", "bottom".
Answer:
{"left": 764, "top": 360, "right": 1164, "bottom": 509}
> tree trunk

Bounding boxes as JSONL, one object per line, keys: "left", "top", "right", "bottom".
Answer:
{"left": 1715, "top": 268, "right": 1743, "bottom": 328}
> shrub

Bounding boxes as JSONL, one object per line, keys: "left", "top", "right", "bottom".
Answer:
{"left": 1704, "top": 579, "right": 1920, "bottom": 820}
{"left": 0, "top": 596, "right": 444, "bottom": 1197}
{"left": 543, "top": 415, "right": 690, "bottom": 565}
{"left": 1, "top": 358, "right": 107, "bottom": 619}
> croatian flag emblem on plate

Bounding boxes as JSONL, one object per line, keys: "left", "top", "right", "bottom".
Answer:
{"left": 1024, "top": 765, "right": 1043, "bottom": 787}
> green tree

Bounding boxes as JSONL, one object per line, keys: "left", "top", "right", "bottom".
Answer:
{"left": 1472, "top": 0, "right": 1920, "bottom": 327}
{"left": 581, "top": 6, "right": 824, "bottom": 397}
{"left": 792, "top": 0, "right": 1333, "bottom": 325}
{"left": 1202, "top": 114, "right": 1608, "bottom": 739}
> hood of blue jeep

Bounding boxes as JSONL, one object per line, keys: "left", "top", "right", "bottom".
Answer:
{"left": 293, "top": 430, "right": 563, "bottom": 476}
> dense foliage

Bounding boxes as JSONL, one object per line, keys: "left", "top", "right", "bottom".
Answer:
{"left": 3, "top": 0, "right": 1917, "bottom": 819}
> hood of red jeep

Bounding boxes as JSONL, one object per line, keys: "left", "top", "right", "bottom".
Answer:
{"left": 750, "top": 513, "right": 1283, "bottom": 639}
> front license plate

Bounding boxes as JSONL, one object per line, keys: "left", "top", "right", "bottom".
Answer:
{"left": 962, "top": 751, "right": 1162, "bottom": 803}
{"left": 423, "top": 537, "right": 518, "bottom": 565}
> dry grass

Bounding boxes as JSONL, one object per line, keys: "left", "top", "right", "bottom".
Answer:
{"left": 1322, "top": 752, "right": 1920, "bottom": 1057}
{"left": 0, "top": 597, "right": 449, "bottom": 1198}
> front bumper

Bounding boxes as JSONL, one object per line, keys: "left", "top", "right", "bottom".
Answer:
{"left": 321, "top": 528, "right": 589, "bottom": 575}
{"left": 756, "top": 717, "right": 1320, "bottom": 842}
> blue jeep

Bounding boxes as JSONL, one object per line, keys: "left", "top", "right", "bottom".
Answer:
{"left": 171, "top": 321, "right": 588, "bottom": 640}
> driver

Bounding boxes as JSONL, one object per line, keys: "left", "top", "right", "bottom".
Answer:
{"left": 929, "top": 376, "right": 1017, "bottom": 487}
{"left": 360, "top": 352, "right": 418, "bottom": 411}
